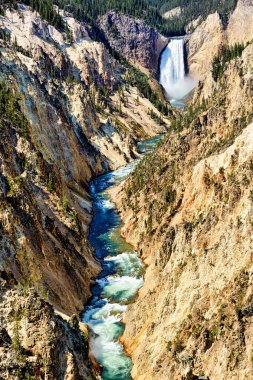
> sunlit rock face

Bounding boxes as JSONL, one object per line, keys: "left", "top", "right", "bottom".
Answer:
{"left": 186, "top": 12, "right": 224, "bottom": 81}
{"left": 227, "top": 0, "right": 253, "bottom": 45}
{"left": 0, "top": 288, "right": 97, "bottom": 379}
{"left": 186, "top": 0, "right": 253, "bottom": 82}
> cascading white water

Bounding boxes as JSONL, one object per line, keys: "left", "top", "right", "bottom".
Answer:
{"left": 161, "top": 38, "right": 185, "bottom": 83}
{"left": 159, "top": 37, "right": 196, "bottom": 103}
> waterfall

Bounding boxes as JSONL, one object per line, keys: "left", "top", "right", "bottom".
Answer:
{"left": 160, "top": 38, "right": 185, "bottom": 84}
{"left": 159, "top": 37, "right": 196, "bottom": 103}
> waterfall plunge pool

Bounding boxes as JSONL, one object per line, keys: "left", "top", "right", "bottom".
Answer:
{"left": 82, "top": 137, "right": 162, "bottom": 380}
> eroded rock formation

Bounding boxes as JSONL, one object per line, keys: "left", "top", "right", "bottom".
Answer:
{"left": 98, "top": 12, "right": 168, "bottom": 73}
{"left": 0, "top": 286, "right": 97, "bottom": 379}
{"left": 187, "top": 0, "right": 253, "bottom": 81}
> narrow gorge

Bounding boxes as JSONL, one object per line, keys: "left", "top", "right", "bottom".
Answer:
{"left": 1, "top": 0, "right": 253, "bottom": 379}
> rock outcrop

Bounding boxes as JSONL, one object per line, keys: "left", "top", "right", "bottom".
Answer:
{"left": 186, "top": 0, "right": 253, "bottom": 81}
{"left": 0, "top": 286, "right": 97, "bottom": 379}
{"left": 227, "top": 0, "right": 253, "bottom": 45}
{"left": 162, "top": 7, "right": 181, "bottom": 20}
{"left": 98, "top": 12, "right": 168, "bottom": 73}
{"left": 186, "top": 12, "right": 224, "bottom": 80}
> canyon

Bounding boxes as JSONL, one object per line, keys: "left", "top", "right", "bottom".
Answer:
{"left": 1, "top": 0, "right": 253, "bottom": 379}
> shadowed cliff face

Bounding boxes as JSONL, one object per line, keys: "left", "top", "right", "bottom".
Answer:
{"left": 0, "top": 79, "right": 101, "bottom": 315}
{"left": 98, "top": 12, "right": 168, "bottom": 73}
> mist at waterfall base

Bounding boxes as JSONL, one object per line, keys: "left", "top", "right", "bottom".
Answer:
{"left": 159, "top": 38, "right": 196, "bottom": 105}
{"left": 82, "top": 137, "right": 162, "bottom": 380}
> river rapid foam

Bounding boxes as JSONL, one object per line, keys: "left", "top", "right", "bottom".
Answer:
{"left": 83, "top": 137, "right": 162, "bottom": 379}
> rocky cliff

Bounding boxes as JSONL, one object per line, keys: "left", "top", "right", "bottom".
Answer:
{"left": 187, "top": 0, "right": 253, "bottom": 81}
{"left": 186, "top": 12, "right": 224, "bottom": 80}
{"left": 98, "top": 12, "right": 168, "bottom": 73}
{"left": 0, "top": 284, "right": 97, "bottom": 379}
{"left": 227, "top": 0, "right": 253, "bottom": 45}
{"left": 0, "top": 5, "right": 104, "bottom": 317}
{"left": 110, "top": 10, "right": 253, "bottom": 380}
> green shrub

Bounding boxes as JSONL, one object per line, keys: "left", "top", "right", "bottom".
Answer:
{"left": 46, "top": 174, "right": 54, "bottom": 193}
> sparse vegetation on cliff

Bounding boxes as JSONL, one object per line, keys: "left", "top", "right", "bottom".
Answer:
{"left": 212, "top": 42, "right": 248, "bottom": 81}
{"left": 0, "top": 79, "right": 29, "bottom": 136}
{"left": 0, "top": 288, "right": 96, "bottom": 379}
{"left": 125, "top": 64, "right": 169, "bottom": 115}
{"left": 0, "top": 0, "right": 65, "bottom": 30}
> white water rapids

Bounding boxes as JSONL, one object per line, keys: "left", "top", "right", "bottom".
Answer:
{"left": 82, "top": 138, "right": 162, "bottom": 380}
{"left": 159, "top": 37, "right": 196, "bottom": 105}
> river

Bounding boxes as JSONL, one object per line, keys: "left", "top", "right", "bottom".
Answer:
{"left": 82, "top": 136, "right": 162, "bottom": 380}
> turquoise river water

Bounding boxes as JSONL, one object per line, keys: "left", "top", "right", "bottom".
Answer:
{"left": 82, "top": 136, "right": 161, "bottom": 380}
